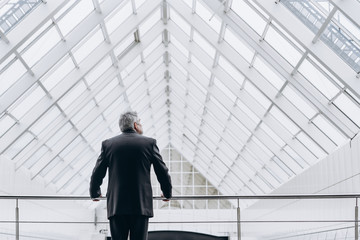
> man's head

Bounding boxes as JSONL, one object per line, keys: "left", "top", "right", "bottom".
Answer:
{"left": 119, "top": 111, "right": 143, "bottom": 134}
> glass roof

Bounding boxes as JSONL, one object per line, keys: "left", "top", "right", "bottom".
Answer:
{"left": 0, "top": 0, "right": 359, "bottom": 210}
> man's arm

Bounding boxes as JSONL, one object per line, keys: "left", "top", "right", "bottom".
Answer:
{"left": 151, "top": 139, "right": 172, "bottom": 200}
{"left": 89, "top": 141, "right": 108, "bottom": 200}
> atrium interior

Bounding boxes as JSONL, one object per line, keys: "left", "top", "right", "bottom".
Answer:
{"left": 0, "top": 0, "right": 360, "bottom": 239}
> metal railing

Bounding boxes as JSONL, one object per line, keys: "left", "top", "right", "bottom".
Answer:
{"left": 0, "top": 194, "right": 359, "bottom": 240}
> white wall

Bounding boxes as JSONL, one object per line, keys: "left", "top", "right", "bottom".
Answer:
{"left": 0, "top": 156, "right": 97, "bottom": 240}
{"left": 240, "top": 134, "right": 360, "bottom": 239}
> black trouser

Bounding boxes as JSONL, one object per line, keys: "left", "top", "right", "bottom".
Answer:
{"left": 109, "top": 215, "right": 149, "bottom": 240}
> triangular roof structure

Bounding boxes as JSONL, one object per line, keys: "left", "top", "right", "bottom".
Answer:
{"left": 0, "top": 0, "right": 360, "bottom": 238}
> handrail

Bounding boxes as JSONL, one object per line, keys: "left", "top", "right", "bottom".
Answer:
{"left": 0, "top": 194, "right": 359, "bottom": 200}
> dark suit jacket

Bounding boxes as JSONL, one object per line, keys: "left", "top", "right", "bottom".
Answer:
{"left": 89, "top": 129, "right": 172, "bottom": 219}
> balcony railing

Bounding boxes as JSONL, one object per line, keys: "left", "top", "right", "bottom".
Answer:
{"left": 0, "top": 194, "right": 359, "bottom": 240}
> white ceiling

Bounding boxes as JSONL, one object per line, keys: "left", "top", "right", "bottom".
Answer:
{"left": 0, "top": 0, "right": 359, "bottom": 199}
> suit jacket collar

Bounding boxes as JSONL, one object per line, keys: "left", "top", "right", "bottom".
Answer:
{"left": 122, "top": 129, "right": 136, "bottom": 134}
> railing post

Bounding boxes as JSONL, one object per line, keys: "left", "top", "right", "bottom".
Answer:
{"left": 356, "top": 198, "right": 358, "bottom": 240}
{"left": 237, "top": 199, "right": 241, "bottom": 240}
{"left": 15, "top": 198, "right": 19, "bottom": 240}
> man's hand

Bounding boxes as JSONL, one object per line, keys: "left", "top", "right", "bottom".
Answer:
{"left": 161, "top": 193, "right": 170, "bottom": 202}
{"left": 92, "top": 195, "right": 102, "bottom": 202}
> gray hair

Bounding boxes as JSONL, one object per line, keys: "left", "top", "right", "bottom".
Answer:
{"left": 119, "top": 111, "right": 139, "bottom": 132}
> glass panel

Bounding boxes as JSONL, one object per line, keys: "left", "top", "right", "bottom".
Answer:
{"left": 0, "top": 114, "right": 16, "bottom": 137}
{"left": 296, "top": 131, "right": 326, "bottom": 159}
{"left": 46, "top": 123, "right": 72, "bottom": 149}
{"left": 282, "top": 85, "right": 317, "bottom": 119}
{"left": 58, "top": 81, "right": 87, "bottom": 110}
{"left": 298, "top": 58, "right": 339, "bottom": 100}
{"left": 139, "top": 8, "right": 160, "bottom": 36}
{"left": 57, "top": 0, "right": 94, "bottom": 36}
{"left": 30, "top": 106, "right": 62, "bottom": 136}
{"left": 105, "top": 0, "right": 132, "bottom": 35}
{"left": 191, "top": 54, "right": 211, "bottom": 78}
{"left": 170, "top": 8, "right": 191, "bottom": 36}
{"left": 196, "top": 0, "right": 221, "bottom": 33}
{"left": 0, "top": 58, "right": 27, "bottom": 96}
{"left": 269, "top": 106, "right": 300, "bottom": 135}
{"left": 193, "top": 30, "right": 216, "bottom": 59}
{"left": 333, "top": 93, "right": 360, "bottom": 127}
{"left": 264, "top": 25, "right": 303, "bottom": 67}
{"left": 253, "top": 56, "right": 285, "bottom": 90}
{"left": 218, "top": 56, "right": 245, "bottom": 86}
{"left": 41, "top": 55, "right": 75, "bottom": 91}
{"left": 9, "top": 84, "right": 46, "bottom": 120}
{"left": 224, "top": 27, "right": 254, "bottom": 64}
{"left": 312, "top": 114, "right": 347, "bottom": 146}
{"left": 94, "top": 78, "right": 118, "bottom": 102}
{"left": 231, "top": 0, "right": 267, "bottom": 36}
{"left": 85, "top": 56, "right": 112, "bottom": 86}
{"left": 22, "top": 26, "right": 61, "bottom": 67}
{"left": 4, "top": 131, "right": 34, "bottom": 159}
{"left": 72, "top": 27, "right": 104, "bottom": 64}
{"left": 143, "top": 35, "right": 162, "bottom": 58}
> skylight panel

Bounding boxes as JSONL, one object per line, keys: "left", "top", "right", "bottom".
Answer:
{"left": 230, "top": 0, "right": 267, "bottom": 36}
{"left": 191, "top": 55, "right": 211, "bottom": 78}
{"left": 105, "top": 0, "right": 132, "bottom": 34}
{"left": 260, "top": 122, "right": 285, "bottom": 147}
{"left": 95, "top": 78, "right": 118, "bottom": 102}
{"left": 209, "top": 95, "right": 228, "bottom": 118}
{"left": 231, "top": 114, "right": 251, "bottom": 137}
{"left": 244, "top": 80, "right": 271, "bottom": 109}
{"left": 312, "top": 114, "right": 347, "bottom": 146}
{"left": 336, "top": 11, "right": 360, "bottom": 40}
{"left": 139, "top": 8, "right": 160, "bottom": 36}
{"left": 264, "top": 25, "right": 303, "bottom": 67}
{"left": 0, "top": 58, "right": 27, "bottom": 96}
{"left": 4, "top": 131, "right": 34, "bottom": 159}
{"left": 224, "top": 27, "right": 254, "bottom": 64}
{"left": 283, "top": 145, "right": 308, "bottom": 169}
{"left": 218, "top": 56, "right": 245, "bottom": 86}
{"left": 193, "top": 30, "right": 216, "bottom": 59}
{"left": 17, "top": 19, "right": 53, "bottom": 53}
{"left": 41, "top": 56, "right": 75, "bottom": 91}
{"left": 72, "top": 27, "right": 104, "bottom": 64}
{"left": 272, "top": 156, "right": 295, "bottom": 178}
{"left": 170, "top": 9, "right": 191, "bottom": 36}
{"left": 282, "top": 85, "right": 317, "bottom": 119}
{"left": 143, "top": 34, "right": 162, "bottom": 58}
{"left": 57, "top": 0, "right": 94, "bottom": 36}
{"left": 23, "top": 145, "right": 48, "bottom": 169}
{"left": 82, "top": 115, "right": 104, "bottom": 138}
{"left": 22, "top": 27, "right": 61, "bottom": 67}
{"left": 59, "top": 136, "right": 83, "bottom": 159}
{"left": 134, "top": 0, "right": 146, "bottom": 9}
{"left": 71, "top": 99, "right": 96, "bottom": 125}
{"left": 46, "top": 123, "right": 72, "bottom": 149}
{"left": 269, "top": 106, "right": 300, "bottom": 135}
{"left": 296, "top": 132, "right": 326, "bottom": 159}
{"left": 196, "top": 0, "right": 221, "bottom": 33}
{"left": 0, "top": 114, "right": 16, "bottom": 137}
{"left": 253, "top": 56, "right": 285, "bottom": 90}
{"left": 39, "top": 156, "right": 62, "bottom": 177}
{"left": 103, "top": 96, "right": 125, "bottom": 119}
{"left": 30, "top": 106, "right": 62, "bottom": 136}
{"left": 145, "top": 56, "right": 163, "bottom": 76}
{"left": 170, "top": 34, "right": 189, "bottom": 57}
{"left": 252, "top": 135, "right": 273, "bottom": 158}
{"left": 298, "top": 58, "right": 339, "bottom": 100}
{"left": 9, "top": 84, "right": 46, "bottom": 120}
{"left": 58, "top": 81, "right": 87, "bottom": 110}
{"left": 114, "top": 33, "right": 135, "bottom": 57}
{"left": 85, "top": 56, "right": 112, "bottom": 86}
{"left": 172, "top": 58, "right": 187, "bottom": 76}
{"left": 236, "top": 98, "right": 260, "bottom": 124}
{"left": 334, "top": 93, "right": 360, "bottom": 127}
{"left": 121, "top": 55, "right": 141, "bottom": 77}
